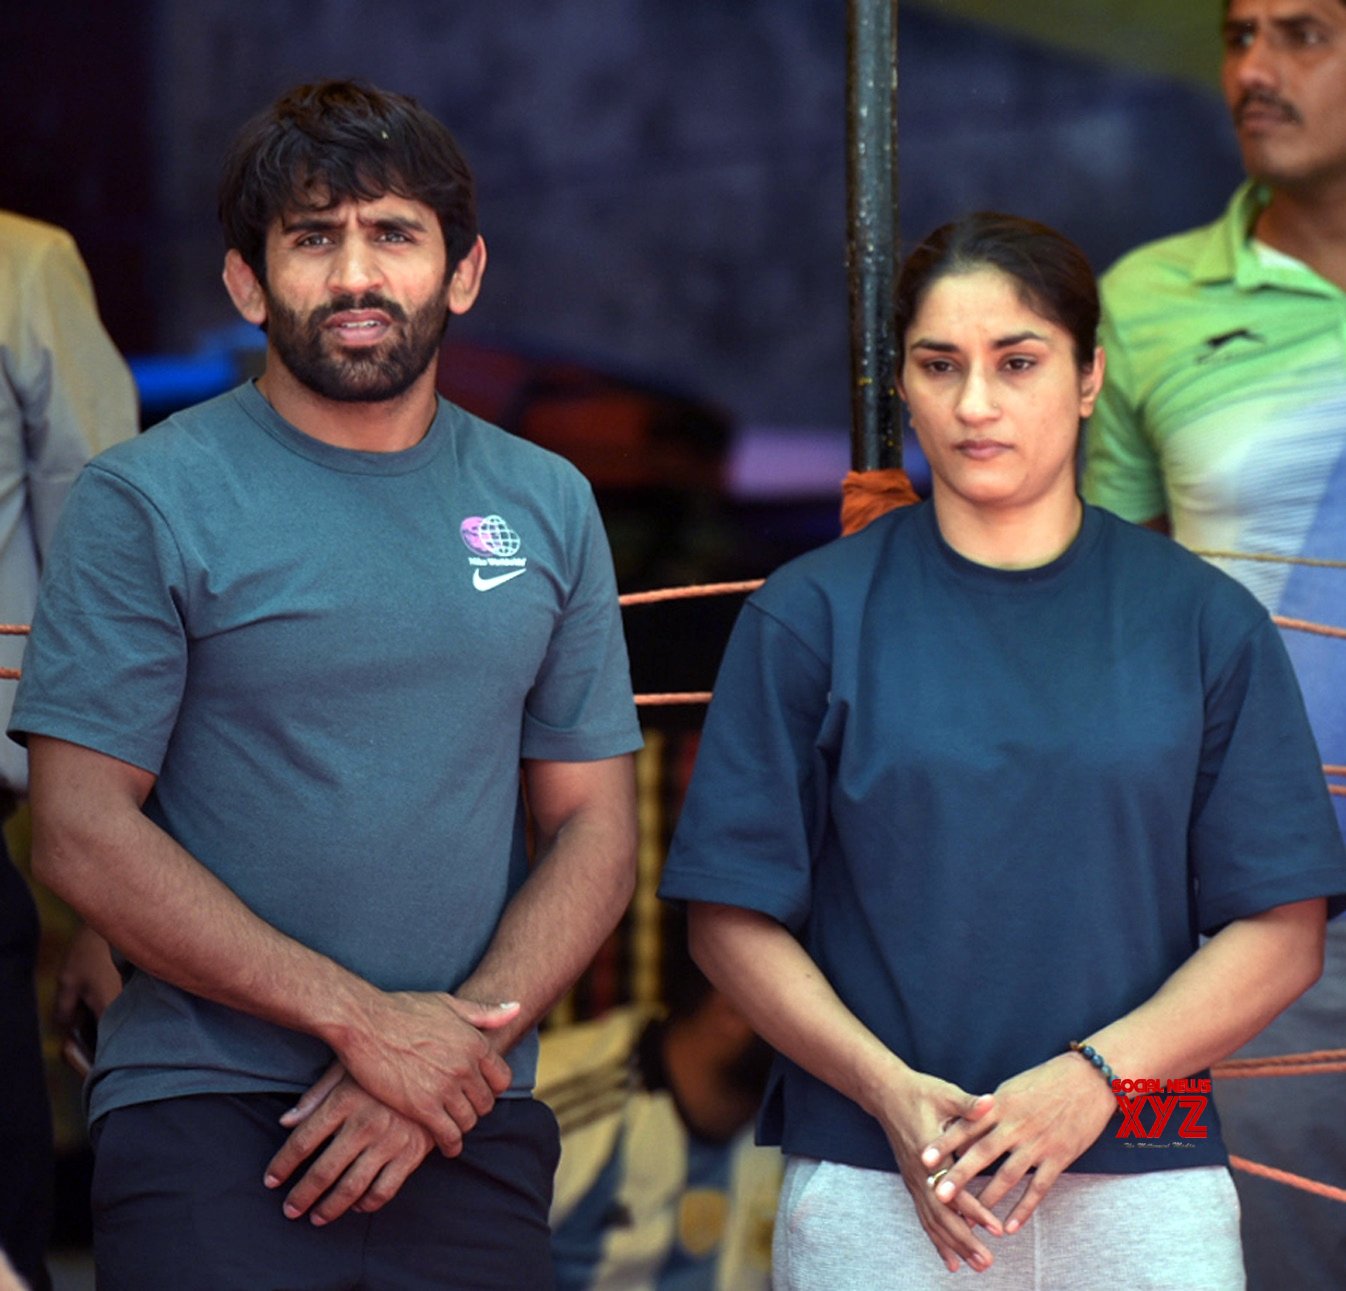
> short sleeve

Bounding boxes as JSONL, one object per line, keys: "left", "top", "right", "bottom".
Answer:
{"left": 1190, "top": 613, "right": 1346, "bottom": 929}
{"left": 519, "top": 483, "right": 641, "bottom": 763}
{"left": 1081, "top": 282, "right": 1168, "bottom": 524}
{"left": 9, "top": 463, "right": 188, "bottom": 773}
{"left": 658, "top": 599, "right": 831, "bottom": 931}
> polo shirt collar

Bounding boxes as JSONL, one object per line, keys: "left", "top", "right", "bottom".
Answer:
{"left": 1192, "top": 181, "right": 1266, "bottom": 288}
{"left": 1194, "top": 180, "right": 1343, "bottom": 298}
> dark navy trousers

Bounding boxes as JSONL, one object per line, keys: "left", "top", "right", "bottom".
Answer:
{"left": 92, "top": 1091, "right": 559, "bottom": 1290}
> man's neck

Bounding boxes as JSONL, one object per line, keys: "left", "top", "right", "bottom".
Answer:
{"left": 1255, "top": 181, "right": 1346, "bottom": 292}
{"left": 256, "top": 364, "right": 440, "bottom": 453}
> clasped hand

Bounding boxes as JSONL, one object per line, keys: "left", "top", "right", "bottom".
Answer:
{"left": 916, "top": 1053, "right": 1117, "bottom": 1260}
{"left": 264, "top": 989, "right": 519, "bottom": 1224}
{"left": 875, "top": 1071, "right": 1000, "bottom": 1275}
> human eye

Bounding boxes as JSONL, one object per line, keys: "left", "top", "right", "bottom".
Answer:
{"left": 920, "top": 357, "right": 956, "bottom": 376}
{"left": 374, "top": 221, "right": 421, "bottom": 245}
{"left": 1222, "top": 22, "right": 1255, "bottom": 51}
{"left": 1284, "top": 20, "right": 1330, "bottom": 48}
{"left": 1003, "top": 355, "right": 1037, "bottom": 373}
{"left": 293, "top": 230, "right": 333, "bottom": 249}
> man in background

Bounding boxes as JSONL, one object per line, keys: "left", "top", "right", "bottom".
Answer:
{"left": 0, "top": 210, "right": 138, "bottom": 1291}
{"left": 1082, "top": 3, "right": 1346, "bottom": 1285}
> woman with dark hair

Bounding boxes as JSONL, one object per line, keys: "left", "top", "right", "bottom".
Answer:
{"left": 659, "top": 213, "right": 1346, "bottom": 1287}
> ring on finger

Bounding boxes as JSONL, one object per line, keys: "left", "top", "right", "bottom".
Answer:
{"left": 926, "top": 1167, "right": 950, "bottom": 1188}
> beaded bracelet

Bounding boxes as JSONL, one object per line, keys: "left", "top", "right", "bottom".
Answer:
{"left": 1068, "top": 1040, "right": 1115, "bottom": 1087}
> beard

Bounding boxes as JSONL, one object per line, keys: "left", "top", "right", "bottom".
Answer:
{"left": 265, "top": 288, "right": 450, "bottom": 404}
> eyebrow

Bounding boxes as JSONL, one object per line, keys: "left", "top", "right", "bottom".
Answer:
{"left": 910, "top": 330, "right": 1049, "bottom": 352}
{"left": 1224, "top": 13, "right": 1328, "bottom": 35}
{"left": 278, "top": 212, "right": 430, "bottom": 236}
{"left": 363, "top": 214, "right": 430, "bottom": 235}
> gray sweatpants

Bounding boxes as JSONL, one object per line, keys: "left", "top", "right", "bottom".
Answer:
{"left": 773, "top": 1157, "right": 1244, "bottom": 1290}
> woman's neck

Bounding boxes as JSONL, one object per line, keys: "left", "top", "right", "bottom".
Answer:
{"left": 931, "top": 488, "right": 1083, "bottom": 570}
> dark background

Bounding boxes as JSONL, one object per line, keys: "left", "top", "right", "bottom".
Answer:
{"left": 0, "top": 0, "right": 1246, "bottom": 696}
{"left": 0, "top": 1, "right": 1242, "bottom": 431}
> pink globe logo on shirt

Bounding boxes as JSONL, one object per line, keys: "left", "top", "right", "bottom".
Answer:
{"left": 460, "top": 515, "right": 521, "bottom": 558}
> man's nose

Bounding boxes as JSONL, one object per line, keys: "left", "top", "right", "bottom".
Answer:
{"left": 1230, "top": 32, "right": 1281, "bottom": 94}
{"left": 329, "top": 240, "right": 382, "bottom": 296}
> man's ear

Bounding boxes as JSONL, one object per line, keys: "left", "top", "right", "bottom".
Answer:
{"left": 223, "top": 250, "right": 268, "bottom": 326}
{"left": 446, "top": 236, "right": 487, "bottom": 316}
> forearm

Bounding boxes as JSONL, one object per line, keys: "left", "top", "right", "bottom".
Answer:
{"left": 687, "top": 902, "right": 913, "bottom": 1119}
{"left": 456, "top": 755, "right": 637, "bottom": 1051}
{"left": 924, "top": 898, "right": 1327, "bottom": 1226}
{"left": 1082, "top": 899, "right": 1325, "bottom": 1083}
{"left": 689, "top": 900, "right": 1004, "bottom": 1270}
{"left": 29, "top": 740, "right": 380, "bottom": 1050}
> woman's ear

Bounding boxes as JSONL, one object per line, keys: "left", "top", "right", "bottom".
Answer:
{"left": 1078, "top": 345, "right": 1107, "bottom": 417}
{"left": 223, "top": 250, "right": 268, "bottom": 326}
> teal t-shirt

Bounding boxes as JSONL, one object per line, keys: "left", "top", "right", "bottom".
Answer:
{"left": 659, "top": 502, "right": 1346, "bottom": 1175}
{"left": 11, "top": 382, "right": 642, "bottom": 1120}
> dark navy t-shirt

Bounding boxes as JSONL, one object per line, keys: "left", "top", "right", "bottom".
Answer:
{"left": 659, "top": 501, "right": 1346, "bottom": 1174}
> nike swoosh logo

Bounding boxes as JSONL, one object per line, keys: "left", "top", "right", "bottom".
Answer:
{"left": 1197, "top": 328, "right": 1265, "bottom": 363}
{"left": 473, "top": 567, "right": 527, "bottom": 591}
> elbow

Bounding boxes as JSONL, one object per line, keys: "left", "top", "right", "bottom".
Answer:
{"left": 26, "top": 736, "right": 155, "bottom": 919}
{"left": 1296, "top": 922, "right": 1327, "bottom": 998}
{"left": 29, "top": 792, "right": 114, "bottom": 917}
{"left": 29, "top": 812, "right": 91, "bottom": 910}
{"left": 613, "top": 841, "right": 637, "bottom": 911}
{"left": 686, "top": 901, "right": 737, "bottom": 989}
{"left": 1278, "top": 899, "right": 1328, "bottom": 1006}
{"left": 593, "top": 831, "right": 636, "bottom": 933}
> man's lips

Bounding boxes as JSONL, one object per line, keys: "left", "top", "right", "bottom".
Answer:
{"left": 1235, "top": 95, "right": 1300, "bottom": 129}
{"left": 325, "top": 310, "right": 393, "bottom": 344}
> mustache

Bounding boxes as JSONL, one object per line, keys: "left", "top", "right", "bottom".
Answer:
{"left": 311, "top": 293, "right": 409, "bottom": 325}
{"left": 1235, "top": 90, "right": 1301, "bottom": 125}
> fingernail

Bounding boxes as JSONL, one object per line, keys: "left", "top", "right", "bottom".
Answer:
{"left": 263, "top": 1174, "right": 279, "bottom": 1189}
{"left": 311, "top": 1214, "right": 328, "bottom": 1228}
{"left": 1006, "top": 1218, "right": 1020, "bottom": 1234}
{"left": 498, "top": 1001, "right": 519, "bottom": 1010}
{"left": 937, "top": 1180, "right": 955, "bottom": 1201}
{"left": 282, "top": 1203, "right": 300, "bottom": 1219}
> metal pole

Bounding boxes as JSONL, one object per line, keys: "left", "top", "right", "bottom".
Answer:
{"left": 846, "top": 0, "right": 901, "bottom": 471}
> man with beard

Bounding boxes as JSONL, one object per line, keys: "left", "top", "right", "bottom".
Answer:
{"left": 9, "top": 80, "right": 641, "bottom": 1290}
{"left": 1082, "top": 4, "right": 1346, "bottom": 1286}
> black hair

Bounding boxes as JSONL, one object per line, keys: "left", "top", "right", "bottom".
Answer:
{"left": 218, "top": 79, "right": 477, "bottom": 282}
{"left": 896, "top": 212, "right": 1100, "bottom": 370}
